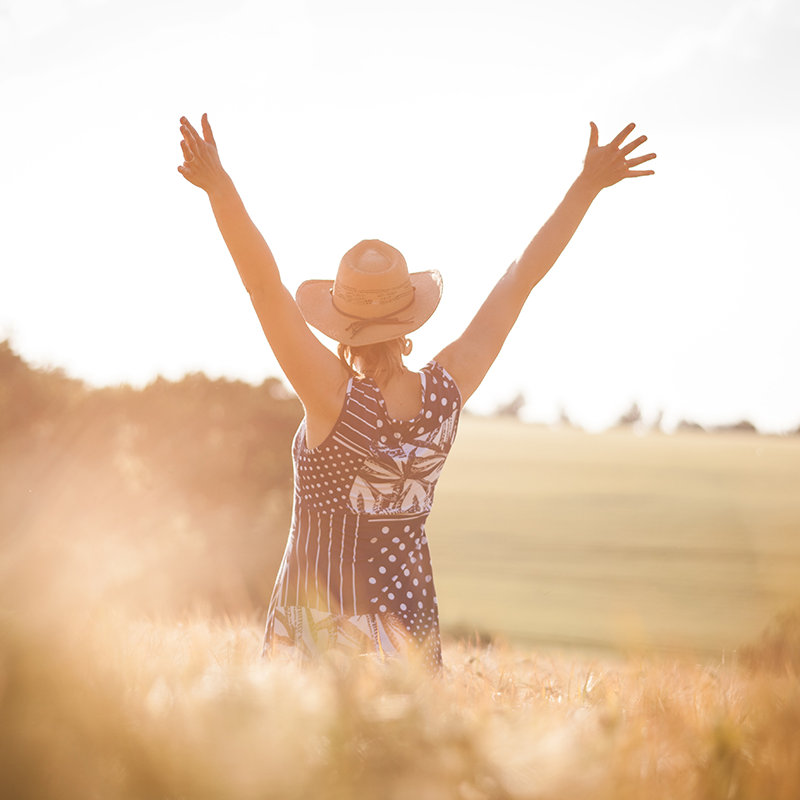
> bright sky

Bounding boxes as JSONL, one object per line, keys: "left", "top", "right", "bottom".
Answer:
{"left": 2, "top": 0, "right": 798, "bottom": 432}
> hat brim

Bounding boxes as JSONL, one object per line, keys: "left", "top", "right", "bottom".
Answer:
{"left": 296, "top": 270, "right": 443, "bottom": 346}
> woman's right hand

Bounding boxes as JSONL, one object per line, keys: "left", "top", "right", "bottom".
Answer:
{"left": 578, "top": 122, "right": 656, "bottom": 194}
{"left": 177, "top": 113, "right": 229, "bottom": 195}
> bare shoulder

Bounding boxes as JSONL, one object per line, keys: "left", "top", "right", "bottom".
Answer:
{"left": 432, "top": 340, "right": 479, "bottom": 404}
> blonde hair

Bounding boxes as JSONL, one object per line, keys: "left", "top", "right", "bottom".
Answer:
{"left": 338, "top": 337, "right": 411, "bottom": 384}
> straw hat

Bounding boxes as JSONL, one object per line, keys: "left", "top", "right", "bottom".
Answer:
{"left": 296, "top": 240, "right": 443, "bottom": 346}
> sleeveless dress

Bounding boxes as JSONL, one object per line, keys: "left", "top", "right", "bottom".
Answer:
{"left": 262, "top": 360, "right": 462, "bottom": 673}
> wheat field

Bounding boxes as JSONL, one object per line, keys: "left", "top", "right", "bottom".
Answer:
{"left": 3, "top": 405, "right": 800, "bottom": 798}
{"left": 2, "top": 608, "right": 799, "bottom": 800}
{"left": 431, "top": 418, "right": 800, "bottom": 655}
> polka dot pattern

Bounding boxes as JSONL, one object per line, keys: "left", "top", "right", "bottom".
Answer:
{"left": 295, "top": 440, "right": 361, "bottom": 510}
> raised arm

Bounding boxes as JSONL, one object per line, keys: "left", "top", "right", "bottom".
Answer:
{"left": 435, "top": 122, "right": 656, "bottom": 403}
{"left": 177, "top": 114, "right": 347, "bottom": 420}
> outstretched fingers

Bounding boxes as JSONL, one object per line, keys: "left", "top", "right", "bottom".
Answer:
{"left": 626, "top": 169, "right": 656, "bottom": 177}
{"left": 617, "top": 127, "right": 657, "bottom": 178}
{"left": 177, "top": 116, "right": 206, "bottom": 186}
{"left": 624, "top": 152, "right": 657, "bottom": 169}
{"left": 620, "top": 134, "right": 648, "bottom": 157}
{"left": 180, "top": 116, "right": 206, "bottom": 161}
{"left": 610, "top": 123, "right": 636, "bottom": 149}
{"left": 180, "top": 116, "right": 202, "bottom": 144}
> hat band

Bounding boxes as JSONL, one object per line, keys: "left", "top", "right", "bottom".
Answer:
{"left": 333, "top": 278, "right": 414, "bottom": 308}
{"left": 330, "top": 288, "right": 416, "bottom": 337}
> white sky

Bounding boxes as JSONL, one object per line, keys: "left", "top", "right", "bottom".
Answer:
{"left": 1, "top": 0, "right": 798, "bottom": 432}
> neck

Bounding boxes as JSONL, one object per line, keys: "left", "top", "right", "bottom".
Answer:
{"left": 358, "top": 357, "right": 404, "bottom": 380}
{"left": 383, "top": 360, "right": 407, "bottom": 384}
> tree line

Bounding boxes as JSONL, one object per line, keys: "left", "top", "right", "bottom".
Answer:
{"left": 0, "top": 340, "right": 302, "bottom": 618}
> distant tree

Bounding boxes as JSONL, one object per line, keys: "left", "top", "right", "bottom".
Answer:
{"left": 676, "top": 419, "right": 706, "bottom": 433}
{"left": 616, "top": 402, "right": 642, "bottom": 427}
{"left": 715, "top": 420, "right": 758, "bottom": 434}
{"left": 0, "top": 342, "right": 304, "bottom": 617}
{"left": 0, "top": 338, "right": 85, "bottom": 441}
{"left": 495, "top": 392, "right": 526, "bottom": 419}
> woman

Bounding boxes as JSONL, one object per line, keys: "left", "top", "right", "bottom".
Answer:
{"left": 177, "top": 115, "right": 655, "bottom": 672}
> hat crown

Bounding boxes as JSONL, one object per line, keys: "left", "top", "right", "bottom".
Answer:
{"left": 352, "top": 248, "right": 392, "bottom": 275}
{"left": 333, "top": 240, "right": 414, "bottom": 319}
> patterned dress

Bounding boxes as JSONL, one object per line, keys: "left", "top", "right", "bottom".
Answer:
{"left": 262, "top": 360, "right": 462, "bottom": 673}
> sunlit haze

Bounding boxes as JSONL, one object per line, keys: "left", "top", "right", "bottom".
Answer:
{"left": 2, "top": 0, "right": 798, "bottom": 432}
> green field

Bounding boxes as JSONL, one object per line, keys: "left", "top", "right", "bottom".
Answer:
{"left": 429, "top": 418, "right": 800, "bottom": 655}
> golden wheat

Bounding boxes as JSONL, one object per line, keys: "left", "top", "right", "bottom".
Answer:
{"left": 2, "top": 608, "right": 798, "bottom": 800}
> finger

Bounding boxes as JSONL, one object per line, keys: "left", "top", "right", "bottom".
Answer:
{"left": 626, "top": 169, "right": 656, "bottom": 177}
{"left": 180, "top": 116, "right": 203, "bottom": 148}
{"left": 624, "top": 152, "right": 657, "bottom": 168}
{"left": 178, "top": 160, "right": 203, "bottom": 179}
{"left": 181, "top": 124, "right": 205, "bottom": 163}
{"left": 620, "top": 135, "right": 648, "bottom": 157}
{"left": 588, "top": 121, "right": 599, "bottom": 150}
{"left": 201, "top": 112, "right": 216, "bottom": 147}
{"left": 610, "top": 122, "right": 636, "bottom": 149}
{"left": 180, "top": 128, "right": 198, "bottom": 159}
{"left": 178, "top": 165, "right": 203, "bottom": 188}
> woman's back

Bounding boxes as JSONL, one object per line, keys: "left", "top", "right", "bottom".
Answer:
{"left": 305, "top": 367, "right": 424, "bottom": 450}
{"left": 371, "top": 368, "right": 425, "bottom": 425}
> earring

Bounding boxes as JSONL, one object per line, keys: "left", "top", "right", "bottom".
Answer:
{"left": 402, "top": 337, "right": 413, "bottom": 356}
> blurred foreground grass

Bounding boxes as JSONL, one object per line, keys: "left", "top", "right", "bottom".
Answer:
{"left": 2, "top": 607, "right": 800, "bottom": 800}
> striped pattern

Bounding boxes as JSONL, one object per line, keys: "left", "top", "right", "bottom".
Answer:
{"left": 263, "top": 360, "right": 462, "bottom": 672}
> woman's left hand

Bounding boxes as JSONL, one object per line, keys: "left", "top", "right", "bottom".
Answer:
{"left": 579, "top": 122, "right": 656, "bottom": 193}
{"left": 177, "top": 113, "right": 229, "bottom": 196}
